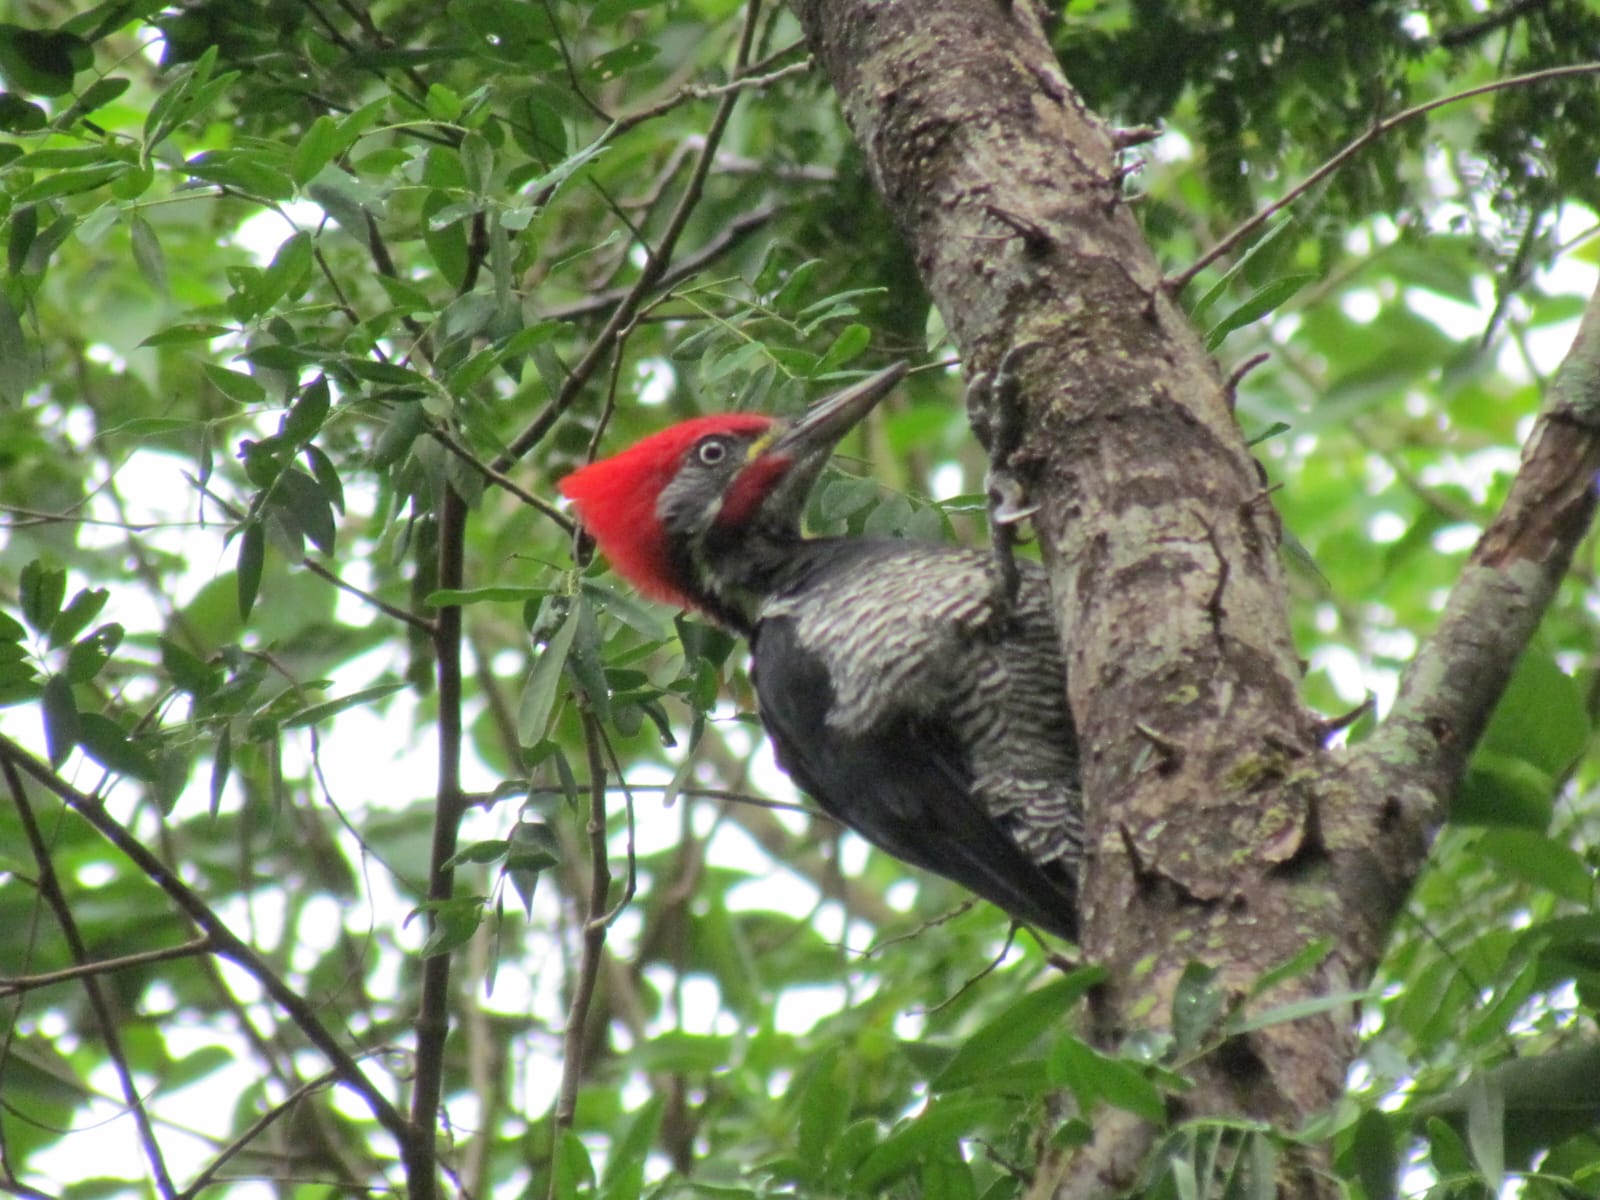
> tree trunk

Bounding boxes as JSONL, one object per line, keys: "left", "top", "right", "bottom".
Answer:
{"left": 790, "top": 1, "right": 1600, "bottom": 1195}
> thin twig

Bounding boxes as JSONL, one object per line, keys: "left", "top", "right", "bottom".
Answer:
{"left": 303, "top": 557, "right": 436, "bottom": 633}
{"left": 597, "top": 730, "right": 639, "bottom": 926}
{"left": 0, "top": 504, "right": 203, "bottom": 530}
{"left": 536, "top": 204, "right": 780, "bottom": 322}
{"left": 912, "top": 921, "right": 1017, "bottom": 1016}
{"left": 0, "top": 735, "right": 414, "bottom": 1161}
{"left": 177, "top": 1065, "right": 356, "bottom": 1200}
{"left": 1170, "top": 62, "right": 1600, "bottom": 294}
{"left": 1437, "top": 0, "right": 1546, "bottom": 48}
{"left": 496, "top": 782, "right": 811, "bottom": 814}
{"left": 742, "top": 36, "right": 807, "bottom": 77}
{"left": 548, "top": 713, "right": 614, "bottom": 1200}
{"left": 6, "top": 756, "right": 177, "bottom": 1196}
{"left": 493, "top": 0, "right": 768, "bottom": 473}
{"left": 428, "top": 428, "right": 574, "bottom": 533}
{"left": 613, "top": 58, "right": 811, "bottom": 133}
{"left": 405, "top": 480, "right": 471, "bottom": 1200}
{"left": 0, "top": 937, "right": 212, "bottom": 997}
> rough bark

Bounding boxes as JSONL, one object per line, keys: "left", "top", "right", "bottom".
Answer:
{"left": 790, "top": 1, "right": 1600, "bottom": 1196}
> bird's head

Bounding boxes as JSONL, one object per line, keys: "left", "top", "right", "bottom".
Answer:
{"left": 559, "top": 362, "right": 907, "bottom": 615}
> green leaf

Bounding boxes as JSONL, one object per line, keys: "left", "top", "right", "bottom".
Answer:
{"left": 796, "top": 1047, "right": 852, "bottom": 1178}
{"left": 64, "top": 623, "right": 122, "bottom": 683}
{"left": 550, "top": 1129, "right": 596, "bottom": 1200}
{"left": 1425, "top": 1117, "right": 1474, "bottom": 1179}
{"left": 1247, "top": 939, "right": 1334, "bottom": 999}
{"left": 422, "top": 189, "right": 469, "bottom": 287}
{"left": 259, "top": 230, "right": 313, "bottom": 308}
{"left": 1189, "top": 215, "right": 1299, "bottom": 324}
{"left": 46, "top": 587, "right": 108, "bottom": 649}
{"left": 0, "top": 91, "right": 46, "bottom": 132}
{"left": 587, "top": 40, "right": 658, "bottom": 81}
{"left": 305, "top": 163, "right": 383, "bottom": 236}
{"left": 443, "top": 838, "right": 510, "bottom": 869}
{"left": 210, "top": 723, "right": 231, "bottom": 818}
{"left": 0, "top": 24, "right": 91, "bottom": 96}
{"left": 371, "top": 399, "right": 427, "bottom": 468}
{"left": 20, "top": 559, "right": 65, "bottom": 633}
{"left": 138, "top": 323, "right": 234, "bottom": 348}
{"left": 815, "top": 322, "right": 871, "bottom": 374}
{"left": 425, "top": 82, "right": 463, "bottom": 121}
{"left": 818, "top": 477, "right": 879, "bottom": 522}
{"left": 517, "top": 604, "right": 580, "bottom": 744}
{"left": 507, "top": 819, "right": 561, "bottom": 916}
{"left": 41, "top": 673, "right": 77, "bottom": 767}
{"left": 600, "top": 1097, "right": 664, "bottom": 1200}
{"left": 143, "top": 49, "right": 238, "bottom": 157}
{"left": 1204, "top": 274, "right": 1315, "bottom": 350}
{"left": 19, "top": 210, "right": 73, "bottom": 275}
{"left": 1171, "top": 961, "right": 1224, "bottom": 1053}
{"left": 416, "top": 895, "right": 486, "bottom": 957}
{"left": 129, "top": 213, "right": 167, "bottom": 294}
{"left": 862, "top": 492, "right": 912, "bottom": 537}
{"left": 1047, "top": 1038, "right": 1165, "bottom": 1121}
{"left": 0, "top": 664, "right": 42, "bottom": 708}
{"left": 1348, "top": 1111, "right": 1397, "bottom": 1200}
{"left": 461, "top": 130, "right": 494, "bottom": 194}
{"left": 277, "top": 467, "right": 336, "bottom": 554}
{"left": 0, "top": 610, "right": 25, "bottom": 642}
{"left": 236, "top": 523, "right": 264, "bottom": 620}
{"left": 290, "top": 114, "right": 339, "bottom": 185}
{"left": 1453, "top": 753, "right": 1556, "bottom": 829}
{"left": 76, "top": 712, "right": 157, "bottom": 779}
{"left": 0, "top": 291, "right": 34, "bottom": 403}
{"left": 852, "top": 1099, "right": 1007, "bottom": 1192}
{"left": 61, "top": 75, "right": 129, "bottom": 122}
{"left": 282, "top": 683, "right": 407, "bottom": 729}
{"left": 1476, "top": 828, "right": 1593, "bottom": 904}
{"left": 1466, "top": 1074, "right": 1505, "bottom": 1192}
{"left": 202, "top": 363, "right": 266, "bottom": 406}
{"left": 284, "top": 377, "right": 331, "bottom": 444}
{"left": 304, "top": 444, "right": 345, "bottom": 514}
{"left": 1224, "top": 987, "right": 1379, "bottom": 1036}
{"left": 933, "top": 967, "right": 1105, "bottom": 1090}
{"left": 1479, "top": 646, "right": 1590, "bottom": 779}
{"left": 13, "top": 162, "right": 127, "bottom": 203}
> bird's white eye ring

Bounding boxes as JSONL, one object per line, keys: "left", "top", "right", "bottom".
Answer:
{"left": 696, "top": 438, "right": 727, "bottom": 465}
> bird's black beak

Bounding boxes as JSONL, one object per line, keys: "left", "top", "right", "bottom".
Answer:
{"left": 769, "top": 362, "right": 909, "bottom": 461}
{"left": 727, "top": 362, "right": 908, "bottom": 536}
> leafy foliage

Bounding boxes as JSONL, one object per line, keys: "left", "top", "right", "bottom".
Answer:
{"left": 0, "top": 0, "right": 1596, "bottom": 1196}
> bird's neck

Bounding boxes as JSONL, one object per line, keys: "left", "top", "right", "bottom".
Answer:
{"left": 686, "top": 524, "right": 814, "bottom": 636}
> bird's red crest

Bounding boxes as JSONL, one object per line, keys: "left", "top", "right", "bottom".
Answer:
{"left": 559, "top": 413, "right": 775, "bottom": 610}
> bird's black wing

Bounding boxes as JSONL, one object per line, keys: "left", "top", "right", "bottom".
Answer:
{"left": 751, "top": 614, "right": 1077, "bottom": 939}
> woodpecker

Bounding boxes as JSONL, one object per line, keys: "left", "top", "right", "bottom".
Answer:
{"left": 559, "top": 364, "right": 1081, "bottom": 939}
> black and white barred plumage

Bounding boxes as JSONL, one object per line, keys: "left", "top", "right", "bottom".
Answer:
{"left": 721, "top": 537, "right": 1081, "bottom": 939}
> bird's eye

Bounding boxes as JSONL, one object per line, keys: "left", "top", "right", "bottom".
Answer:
{"left": 695, "top": 438, "right": 728, "bottom": 466}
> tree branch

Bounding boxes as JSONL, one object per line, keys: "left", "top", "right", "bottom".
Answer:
{"left": 6, "top": 756, "right": 176, "bottom": 1199}
{"left": 405, "top": 482, "right": 471, "bottom": 1200}
{"left": 493, "top": 0, "right": 766, "bottom": 473}
{"left": 0, "top": 736, "right": 412, "bottom": 1156}
{"left": 0, "top": 936, "right": 212, "bottom": 998}
{"left": 1172, "top": 62, "right": 1600, "bottom": 294}
{"left": 533, "top": 203, "right": 781, "bottom": 323}
{"left": 548, "top": 712, "right": 613, "bottom": 1200}
{"left": 1362, "top": 280, "right": 1600, "bottom": 801}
